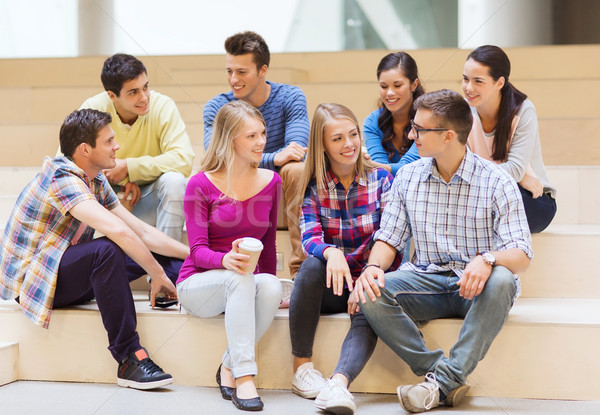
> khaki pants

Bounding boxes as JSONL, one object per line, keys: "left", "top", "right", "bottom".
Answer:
{"left": 278, "top": 161, "right": 306, "bottom": 277}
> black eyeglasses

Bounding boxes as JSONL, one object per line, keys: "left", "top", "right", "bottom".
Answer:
{"left": 410, "top": 120, "right": 448, "bottom": 139}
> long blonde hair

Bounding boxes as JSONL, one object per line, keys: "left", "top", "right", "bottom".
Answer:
{"left": 300, "top": 103, "right": 374, "bottom": 196}
{"left": 200, "top": 100, "right": 266, "bottom": 197}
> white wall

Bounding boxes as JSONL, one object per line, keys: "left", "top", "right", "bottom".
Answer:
{"left": 0, "top": 0, "right": 77, "bottom": 58}
{"left": 111, "top": 0, "right": 300, "bottom": 55}
{"left": 459, "top": 0, "right": 552, "bottom": 48}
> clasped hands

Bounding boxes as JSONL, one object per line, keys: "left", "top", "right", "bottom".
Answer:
{"left": 104, "top": 159, "right": 141, "bottom": 207}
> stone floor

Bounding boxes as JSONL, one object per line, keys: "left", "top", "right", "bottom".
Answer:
{"left": 2, "top": 381, "right": 599, "bottom": 415}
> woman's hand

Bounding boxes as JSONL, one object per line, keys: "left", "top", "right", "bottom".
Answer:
{"left": 371, "top": 161, "right": 392, "bottom": 173}
{"left": 347, "top": 289, "right": 361, "bottom": 315}
{"left": 362, "top": 148, "right": 392, "bottom": 173}
{"left": 324, "top": 247, "right": 353, "bottom": 295}
{"left": 519, "top": 172, "right": 543, "bottom": 198}
{"left": 221, "top": 238, "right": 250, "bottom": 274}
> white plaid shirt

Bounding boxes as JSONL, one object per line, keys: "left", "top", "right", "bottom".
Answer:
{"left": 375, "top": 149, "right": 533, "bottom": 278}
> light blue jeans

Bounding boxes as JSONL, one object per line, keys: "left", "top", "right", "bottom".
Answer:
{"left": 360, "top": 266, "right": 517, "bottom": 395}
{"left": 131, "top": 171, "right": 187, "bottom": 241}
{"left": 177, "top": 270, "right": 282, "bottom": 378}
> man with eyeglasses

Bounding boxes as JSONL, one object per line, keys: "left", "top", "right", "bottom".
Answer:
{"left": 351, "top": 89, "right": 533, "bottom": 412}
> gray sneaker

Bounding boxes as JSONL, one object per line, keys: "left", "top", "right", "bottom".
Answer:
{"left": 315, "top": 377, "right": 356, "bottom": 415}
{"left": 292, "top": 362, "right": 327, "bottom": 399}
{"left": 397, "top": 373, "right": 441, "bottom": 413}
{"left": 397, "top": 373, "right": 469, "bottom": 413}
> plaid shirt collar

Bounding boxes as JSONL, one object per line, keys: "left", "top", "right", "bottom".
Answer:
{"left": 324, "top": 168, "right": 368, "bottom": 192}
{"left": 420, "top": 148, "right": 477, "bottom": 185}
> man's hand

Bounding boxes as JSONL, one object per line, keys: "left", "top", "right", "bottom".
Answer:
{"left": 324, "top": 248, "right": 353, "bottom": 295}
{"left": 121, "top": 181, "right": 141, "bottom": 207}
{"left": 104, "top": 159, "right": 129, "bottom": 184}
{"left": 355, "top": 265, "right": 385, "bottom": 304}
{"left": 273, "top": 142, "right": 307, "bottom": 167}
{"left": 149, "top": 272, "right": 178, "bottom": 309}
{"left": 457, "top": 255, "right": 492, "bottom": 300}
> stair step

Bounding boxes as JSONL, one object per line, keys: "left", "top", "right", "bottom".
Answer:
{"left": 1, "top": 294, "right": 598, "bottom": 400}
{"left": 0, "top": 341, "right": 18, "bottom": 386}
{"left": 519, "top": 224, "right": 600, "bottom": 298}
{"left": 2, "top": 80, "right": 600, "bottom": 122}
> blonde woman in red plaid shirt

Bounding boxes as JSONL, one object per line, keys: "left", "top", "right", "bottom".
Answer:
{"left": 288, "top": 103, "right": 402, "bottom": 415}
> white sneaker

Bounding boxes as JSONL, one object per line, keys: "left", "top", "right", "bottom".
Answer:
{"left": 397, "top": 372, "right": 440, "bottom": 413}
{"left": 292, "top": 362, "right": 327, "bottom": 399}
{"left": 315, "top": 377, "right": 356, "bottom": 415}
{"left": 280, "top": 278, "right": 293, "bottom": 304}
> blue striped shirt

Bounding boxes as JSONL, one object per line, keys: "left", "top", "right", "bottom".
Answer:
{"left": 203, "top": 81, "right": 310, "bottom": 170}
{"left": 375, "top": 149, "right": 533, "bottom": 277}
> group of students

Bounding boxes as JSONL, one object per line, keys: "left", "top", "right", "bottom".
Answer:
{"left": 0, "top": 30, "right": 553, "bottom": 414}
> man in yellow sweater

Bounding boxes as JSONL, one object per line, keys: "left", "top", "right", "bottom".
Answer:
{"left": 80, "top": 53, "right": 194, "bottom": 242}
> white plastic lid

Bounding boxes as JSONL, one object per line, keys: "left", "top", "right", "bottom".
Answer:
{"left": 239, "top": 237, "right": 264, "bottom": 252}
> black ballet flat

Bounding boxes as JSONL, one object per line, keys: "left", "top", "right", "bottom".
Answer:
{"left": 216, "top": 364, "right": 235, "bottom": 401}
{"left": 232, "top": 390, "right": 264, "bottom": 411}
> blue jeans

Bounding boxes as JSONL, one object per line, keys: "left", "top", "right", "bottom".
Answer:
{"left": 360, "top": 266, "right": 517, "bottom": 395}
{"left": 289, "top": 257, "right": 377, "bottom": 385}
{"left": 131, "top": 171, "right": 187, "bottom": 241}
{"left": 518, "top": 185, "right": 556, "bottom": 233}
{"left": 177, "top": 270, "right": 282, "bottom": 379}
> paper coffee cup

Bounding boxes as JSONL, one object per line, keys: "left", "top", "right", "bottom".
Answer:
{"left": 116, "top": 192, "right": 134, "bottom": 212}
{"left": 238, "top": 237, "right": 264, "bottom": 274}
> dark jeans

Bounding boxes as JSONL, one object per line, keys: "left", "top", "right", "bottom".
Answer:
{"left": 53, "top": 237, "right": 183, "bottom": 363}
{"left": 289, "top": 256, "right": 377, "bottom": 385}
{"left": 518, "top": 185, "right": 557, "bottom": 233}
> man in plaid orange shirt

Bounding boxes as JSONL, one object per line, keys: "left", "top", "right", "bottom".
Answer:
{"left": 0, "top": 109, "right": 189, "bottom": 390}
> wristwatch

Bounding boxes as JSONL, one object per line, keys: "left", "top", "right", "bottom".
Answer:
{"left": 480, "top": 251, "right": 497, "bottom": 266}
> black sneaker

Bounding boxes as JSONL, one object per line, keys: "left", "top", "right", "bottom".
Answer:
{"left": 117, "top": 348, "right": 173, "bottom": 390}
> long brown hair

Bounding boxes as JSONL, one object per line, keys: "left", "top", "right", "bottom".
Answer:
{"left": 376, "top": 52, "right": 425, "bottom": 159}
{"left": 467, "top": 45, "right": 527, "bottom": 161}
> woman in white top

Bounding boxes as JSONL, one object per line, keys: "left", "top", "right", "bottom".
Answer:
{"left": 463, "top": 45, "right": 556, "bottom": 233}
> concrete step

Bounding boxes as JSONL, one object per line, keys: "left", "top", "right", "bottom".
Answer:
{"left": 548, "top": 166, "right": 600, "bottom": 225}
{"left": 171, "top": 67, "right": 309, "bottom": 85}
{"left": 520, "top": 224, "right": 600, "bottom": 298}
{"left": 1, "top": 45, "right": 599, "bottom": 87}
{"left": 2, "top": 78, "right": 600, "bottom": 123}
{"left": 1, "top": 294, "right": 598, "bottom": 400}
{"left": 0, "top": 341, "right": 18, "bottom": 386}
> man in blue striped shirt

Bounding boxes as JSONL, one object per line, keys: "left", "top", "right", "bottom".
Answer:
{"left": 354, "top": 90, "right": 533, "bottom": 413}
{"left": 203, "top": 31, "right": 310, "bottom": 279}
